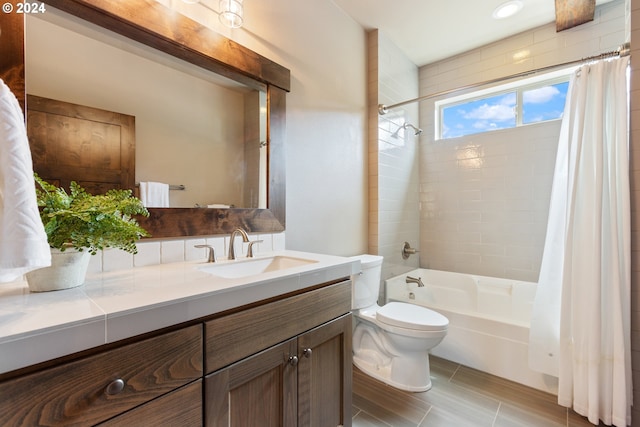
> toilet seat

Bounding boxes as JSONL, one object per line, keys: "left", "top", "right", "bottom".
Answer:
{"left": 376, "top": 302, "right": 448, "bottom": 332}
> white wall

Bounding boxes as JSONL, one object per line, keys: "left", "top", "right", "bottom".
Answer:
{"left": 249, "top": 1, "right": 368, "bottom": 256}
{"left": 418, "top": 0, "right": 626, "bottom": 281}
{"left": 165, "top": 0, "right": 369, "bottom": 256}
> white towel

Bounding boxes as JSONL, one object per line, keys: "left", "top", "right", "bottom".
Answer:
{"left": 0, "top": 79, "right": 51, "bottom": 282}
{"left": 139, "top": 181, "right": 169, "bottom": 207}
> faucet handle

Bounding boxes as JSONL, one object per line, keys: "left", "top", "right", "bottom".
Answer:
{"left": 401, "top": 241, "right": 419, "bottom": 260}
{"left": 195, "top": 244, "right": 216, "bottom": 263}
{"left": 246, "top": 240, "right": 263, "bottom": 258}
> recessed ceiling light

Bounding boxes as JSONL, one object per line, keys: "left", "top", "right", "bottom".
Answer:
{"left": 492, "top": 0, "right": 523, "bottom": 19}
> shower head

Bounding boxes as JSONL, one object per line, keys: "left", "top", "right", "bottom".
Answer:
{"left": 391, "top": 122, "right": 423, "bottom": 138}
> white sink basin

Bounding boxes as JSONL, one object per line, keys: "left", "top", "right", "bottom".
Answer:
{"left": 197, "top": 256, "right": 318, "bottom": 279}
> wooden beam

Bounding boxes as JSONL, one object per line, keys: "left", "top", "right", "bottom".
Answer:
{"left": 555, "top": 0, "right": 596, "bottom": 32}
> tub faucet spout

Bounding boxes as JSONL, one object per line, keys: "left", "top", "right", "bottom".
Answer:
{"left": 406, "top": 275, "right": 424, "bottom": 287}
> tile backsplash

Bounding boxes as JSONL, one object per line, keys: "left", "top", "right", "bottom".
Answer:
{"left": 87, "top": 232, "right": 286, "bottom": 274}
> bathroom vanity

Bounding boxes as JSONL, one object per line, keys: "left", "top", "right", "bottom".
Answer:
{"left": 0, "top": 251, "right": 356, "bottom": 426}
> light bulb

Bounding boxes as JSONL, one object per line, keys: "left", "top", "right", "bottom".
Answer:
{"left": 219, "top": 0, "right": 243, "bottom": 28}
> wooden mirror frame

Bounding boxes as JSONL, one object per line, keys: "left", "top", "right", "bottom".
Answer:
{"left": 12, "top": 0, "right": 290, "bottom": 238}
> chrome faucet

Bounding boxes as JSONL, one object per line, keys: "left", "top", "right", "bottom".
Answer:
{"left": 406, "top": 276, "right": 424, "bottom": 287}
{"left": 228, "top": 228, "right": 250, "bottom": 260}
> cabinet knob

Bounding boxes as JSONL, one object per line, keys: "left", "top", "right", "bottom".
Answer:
{"left": 302, "top": 348, "right": 313, "bottom": 358}
{"left": 288, "top": 355, "right": 299, "bottom": 366}
{"left": 105, "top": 378, "right": 125, "bottom": 395}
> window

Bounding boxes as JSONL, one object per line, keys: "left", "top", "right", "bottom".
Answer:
{"left": 436, "top": 73, "right": 570, "bottom": 140}
{"left": 522, "top": 81, "right": 569, "bottom": 124}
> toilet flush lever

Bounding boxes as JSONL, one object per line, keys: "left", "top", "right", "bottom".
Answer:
{"left": 401, "top": 241, "right": 419, "bottom": 260}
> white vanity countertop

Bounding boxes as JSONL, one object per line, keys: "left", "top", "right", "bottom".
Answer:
{"left": 0, "top": 250, "right": 359, "bottom": 374}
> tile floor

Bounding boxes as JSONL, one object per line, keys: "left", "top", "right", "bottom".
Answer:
{"left": 352, "top": 356, "right": 605, "bottom": 427}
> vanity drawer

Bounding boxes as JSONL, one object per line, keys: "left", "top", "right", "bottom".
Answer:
{"left": 0, "top": 324, "right": 203, "bottom": 427}
{"left": 98, "top": 380, "right": 202, "bottom": 426}
{"left": 205, "top": 279, "right": 351, "bottom": 373}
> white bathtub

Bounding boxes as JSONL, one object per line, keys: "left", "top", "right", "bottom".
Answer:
{"left": 385, "top": 268, "right": 559, "bottom": 394}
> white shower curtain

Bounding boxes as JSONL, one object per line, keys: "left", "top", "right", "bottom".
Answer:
{"left": 528, "top": 57, "right": 631, "bottom": 427}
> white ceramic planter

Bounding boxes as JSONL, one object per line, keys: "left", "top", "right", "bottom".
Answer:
{"left": 26, "top": 248, "right": 91, "bottom": 292}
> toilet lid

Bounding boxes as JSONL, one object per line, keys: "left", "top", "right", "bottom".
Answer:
{"left": 376, "top": 302, "right": 449, "bottom": 331}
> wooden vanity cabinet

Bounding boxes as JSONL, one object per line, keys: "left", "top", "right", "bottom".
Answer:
{"left": 0, "top": 278, "right": 352, "bottom": 427}
{"left": 0, "top": 324, "right": 203, "bottom": 427}
{"left": 204, "top": 280, "right": 353, "bottom": 427}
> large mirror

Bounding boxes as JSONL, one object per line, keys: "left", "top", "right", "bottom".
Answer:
{"left": 26, "top": 9, "right": 268, "bottom": 210}
{"left": 22, "top": 0, "right": 290, "bottom": 238}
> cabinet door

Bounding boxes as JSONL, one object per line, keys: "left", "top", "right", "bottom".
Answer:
{"left": 297, "top": 314, "right": 352, "bottom": 427}
{"left": 27, "top": 95, "right": 136, "bottom": 194}
{"left": 205, "top": 339, "right": 297, "bottom": 427}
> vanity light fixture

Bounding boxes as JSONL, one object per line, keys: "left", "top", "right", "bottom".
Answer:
{"left": 492, "top": 0, "right": 523, "bottom": 19}
{"left": 219, "top": 0, "right": 244, "bottom": 28}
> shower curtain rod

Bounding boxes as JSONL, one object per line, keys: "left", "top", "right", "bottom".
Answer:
{"left": 378, "top": 42, "right": 631, "bottom": 115}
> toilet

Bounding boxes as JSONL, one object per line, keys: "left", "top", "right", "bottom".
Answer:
{"left": 350, "top": 254, "right": 448, "bottom": 392}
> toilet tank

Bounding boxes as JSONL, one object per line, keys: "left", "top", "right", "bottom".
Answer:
{"left": 350, "top": 254, "right": 384, "bottom": 309}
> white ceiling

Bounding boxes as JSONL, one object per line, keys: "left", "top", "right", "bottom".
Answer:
{"left": 331, "top": 0, "right": 618, "bottom": 67}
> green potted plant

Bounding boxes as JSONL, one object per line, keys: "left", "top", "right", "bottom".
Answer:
{"left": 26, "top": 174, "right": 150, "bottom": 292}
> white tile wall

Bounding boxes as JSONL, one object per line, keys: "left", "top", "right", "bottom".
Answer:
{"left": 134, "top": 240, "right": 162, "bottom": 267}
{"left": 368, "top": 30, "right": 421, "bottom": 302}
{"left": 418, "top": 0, "right": 626, "bottom": 282}
{"left": 103, "top": 248, "right": 134, "bottom": 272}
{"left": 184, "top": 238, "right": 208, "bottom": 262}
{"left": 64, "top": 232, "right": 286, "bottom": 275}
{"left": 3, "top": 232, "right": 285, "bottom": 287}
{"left": 160, "top": 240, "right": 186, "bottom": 264}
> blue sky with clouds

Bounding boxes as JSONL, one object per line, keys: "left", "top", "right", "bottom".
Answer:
{"left": 442, "top": 81, "right": 568, "bottom": 139}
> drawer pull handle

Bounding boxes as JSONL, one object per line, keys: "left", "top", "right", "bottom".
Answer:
{"left": 105, "top": 378, "right": 125, "bottom": 395}
{"left": 288, "top": 355, "right": 299, "bottom": 366}
{"left": 302, "top": 348, "right": 313, "bottom": 358}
